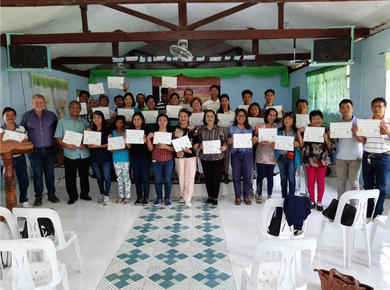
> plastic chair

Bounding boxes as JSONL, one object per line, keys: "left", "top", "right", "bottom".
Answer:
{"left": 0, "top": 207, "right": 19, "bottom": 240}
{"left": 0, "top": 238, "right": 69, "bottom": 290}
{"left": 318, "top": 189, "right": 379, "bottom": 268}
{"left": 12, "top": 208, "right": 82, "bottom": 272}
{"left": 241, "top": 238, "right": 317, "bottom": 290}
{"left": 370, "top": 207, "right": 390, "bottom": 249}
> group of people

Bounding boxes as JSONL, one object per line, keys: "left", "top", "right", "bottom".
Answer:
{"left": 2, "top": 84, "right": 389, "bottom": 217}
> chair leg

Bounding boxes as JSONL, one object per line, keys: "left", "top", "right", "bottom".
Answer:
{"left": 345, "top": 228, "right": 354, "bottom": 269}
{"left": 318, "top": 220, "right": 326, "bottom": 248}
{"left": 370, "top": 222, "right": 378, "bottom": 251}
{"left": 62, "top": 265, "right": 70, "bottom": 290}
{"left": 342, "top": 227, "right": 347, "bottom": 268}
{"left": 73, "top": 237, "right": 82, "bottom": 272}
{"left": 364, "top": 224, "right": 371, "bottom": 267}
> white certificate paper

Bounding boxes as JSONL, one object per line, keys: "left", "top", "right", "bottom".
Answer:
{"left": 357, "top": 119, "right": 381, "bottom": 137}
{"left": 63, "top": 130, "right": 83, "bottom": 147}
{"left": 107, "top": 76, "right": 124, "bottom": 89}
{"left": 79, "top": 102, "right": 88, "bottom": 115}
{"left": 117, "top": 108, "right": 134, "bottom": 121}
{"left": 203, "top": 140, "right": 221, "bottom": 154}
{"left": 304, "top": 127, "right": 325, "bottom": 143}
{"left": 166, "top": 105, "right": 182, "bottom": 119}
{"left": 238, "top": 105, "right": 249, "bottom": 111}
{"left": 2, "top": 130, "right": 26, "bottom": 142}
{"left": 88, "top": 83, "right": 104, "bottom": 95}
{"left": 153, "top": 131, "right": 172, "bottom": 145}
{"left": 171, "top": 135, "right": 192, "bottom": 152}
{"left": 162, "top": 76, "right": 177, "bottom": 88}
{"left": 275, "top": 136, "right": 294, "bottom": 151}
{"left": 330, "top": 122, "right": 352, "bottom": 139}
{"left": 143, "top": 111, "right": 159, "bottom": 124}
{"left": 190, "top": 112, "right": 204, "bottom": 126}
{"left": 296, "top": 114, "right": 310, "bottom": 128}
{"left": 269, "top": 105, "right": 283, "bottom": 118}
{"left": 233, "top": 133, "right": 252, "bottom": 149}
{"left": 248, "top": 117, "right": 264, "bottom": 128}
{"left": 126, "top": 129, "right": 144, "bottom": 144}
{"left": 218, "top": 113, "right": 234, "bottom": 127}
{"left": 258, "top": 128, "right": 277, "bottom": 142}
{"left": 108, "top": 136, "right": 126, "bottom": 150}
{"left": 83, "top": 130, "right": 101, "bottom": 145}
{"left": 92, "top": 107, "right": 110, "bottom": 120}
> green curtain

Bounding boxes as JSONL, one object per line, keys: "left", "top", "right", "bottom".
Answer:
{"left": 89, "top": 66, "right": 290, "bottom": 87}
{"left": 306, "top": 66, "right": 349, "bottom": 126}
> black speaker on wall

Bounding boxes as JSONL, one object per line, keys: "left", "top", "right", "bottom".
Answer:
{"left": 8, "top": 45, "right": 49, "bottom": 69}
{"left": 312, "top": 38, "right": 352, "bottom": 63}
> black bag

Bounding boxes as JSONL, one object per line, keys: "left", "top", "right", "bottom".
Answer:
{"left": 21, "top": 218, "right": 55, "bottom": 238}
{"left": 322, "top": 199, "right": 356, "bottom": 226}
{"left": 268, "top": 207, "right": 283, "bottom": 236}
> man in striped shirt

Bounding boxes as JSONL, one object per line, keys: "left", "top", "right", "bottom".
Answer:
{"left": 360, "top": 97, "right": 390, "bottom": 216}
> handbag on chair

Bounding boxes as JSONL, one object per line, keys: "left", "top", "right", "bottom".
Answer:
{"left": 315, "top": 268, "right": 373, "bottom": 290}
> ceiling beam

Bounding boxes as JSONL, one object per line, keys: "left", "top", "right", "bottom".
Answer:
{"left": 178, "top": 1, "right": 187, "bottom": 29}
{"left": 103, "top": 3, "right": 179, "bottom": 30}
{"left": 1, "top": 28, "right": 368, "bottom": 45}
{"left": 278, "top": 1, "right": 284, "bottom": 29}
{"left": 80, "top": 5, "right": 89, "bottom": 33}
{"left": 187, "top": 2, "right": 257, "bottom": 30}
{"left": 52, "top": 64, "right": 90, "bottom": 77}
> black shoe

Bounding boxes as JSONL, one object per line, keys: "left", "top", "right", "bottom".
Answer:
{"left": 67, "top": 199, "right": 77, "bottom": 205}
{"left": 142, "top": 199, "right": 148, "bottom": 206}
{"left": 33, "top": 197, "right": 43, "bottom": 207}
{"left": 211, "top": 199, "right": 218, "bottom": 205}
{"left": 316, "top": 204, "right": 324, "bottom": 211}
{"left": 80, "top": 195, "right": 92, "bottom": 201}
{"left": 206, "top": 198, "right": 212, "bottom": 204}
{"left": 311, "top": 202, "right": 316, "bottom": 209}
{"left": 135, "top": 199, "right": 142, "bottom": 206}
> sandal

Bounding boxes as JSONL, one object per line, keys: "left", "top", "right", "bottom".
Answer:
{"left": 256, "top": 195, "right": 262, "bottom": 204}
{"left": 244, "top": 198, "right": 251, "bottom": 205}
{"left": 235, "top": 197, "right": 241, "bottom": 205}
{"left": 116, "top": 198, "right": 124, "bottom": 204}
{"left": 122, "top": 198, "right": 130, "bottom": 204}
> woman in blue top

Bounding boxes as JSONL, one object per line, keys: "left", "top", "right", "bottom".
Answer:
{"left": 275, "top": 112, "right": 301, "bottom": 198}
{"left": 227, "top": 109, "right": 258, "bottom": 205}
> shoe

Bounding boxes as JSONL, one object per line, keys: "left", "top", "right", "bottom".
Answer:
{"left": 142, "top": 199, "right": 148, "bottom": 206}
{"left": 153, "top": 199, "right": 161, "bottom": 206}
{"left": 123, "top": 198, "right": 130, "bottom": 205}
{"left": 311, "top": 202, "right": 316, "bottom": 209}
{"left": 33, "top": 197, "right": 43, "bottom": 207}
{"left": 316, "top": 203, "right": 323, "bottom": 211}
{"left": 206, "top": 198, "right": 212, "bottom": 204}
{"left": 294, "top": 230, "right": 303, "bottom": 236}
{"left": 80, "top": 195, "right": 92, "bottom": 201}
{"left": 98, "top": 195, "right": 104, "bottom": 203}
{"left": 116, "top": 198, "right": 124, "bottom": 204}
{"left": 267, "top": 194, "right": 272, "bottom": 199}
{"left": 103, "top": 196, "right": 109, "bottom": 205}
{"left": 179, "top": 198, "right": 185, "bottom": 203}
{"left": 211, "top": 199, "right": 218, "bottom": 205}
{"left": 185, "top": 201, "right": 192, "bottom": 207}
{"left": 244, "top": 198, "right": 251, "bottom": 205}
{"left": 135, "top": 199, "right": 142, "bottom": 205}
{"left": 67, "top": 199, "right": 76, "bottom": 205}
{"left": 20, "top": 201, "right": 31, "bottom": 208}
{"left": 48, "top": 195, "right": 60, "bottom": 203}
{"left": 256, "top": 194, "right": 262, "bottom": 204}
{"left": 235, "top": 198, "right": 241, "bottom": 205}
{"left": 165, "top": 200, "right": 172, "bottom": 206}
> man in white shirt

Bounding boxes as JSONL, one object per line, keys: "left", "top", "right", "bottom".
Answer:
{"left": 181, "top": 88, "right": 193, "bottom": 112}
{"left": 202, "top": 85, "right": 220, "bottom": 113}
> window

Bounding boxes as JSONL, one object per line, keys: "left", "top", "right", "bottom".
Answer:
{"left": 306, "top": 66, "right": 350, "bottom": 126}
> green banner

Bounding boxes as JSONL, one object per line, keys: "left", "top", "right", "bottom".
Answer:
{"left": 89, "top": 66, "right": 289, "bottom": 87}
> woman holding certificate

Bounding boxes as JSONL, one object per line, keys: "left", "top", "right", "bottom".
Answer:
{"left": 297, "top": 110, "right": 334, "bottom": 211}
{"left": 173, "top": 109, "right": 197, "bottom": 207}
{"left": 255, "top": 108, "right": 279, "bottom": 203}
{"left": 227, "top": 109, "right": 257, "bottom": 205}
{"left": 146, "top": 114, "right": 175, "bottom": 206}
{"left": 195, "top": 110, "right": 227, "bottom": 205}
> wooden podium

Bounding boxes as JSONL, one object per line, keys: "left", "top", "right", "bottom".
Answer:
{"left": 1, "top": 141, "right": 33, "bottom": 211}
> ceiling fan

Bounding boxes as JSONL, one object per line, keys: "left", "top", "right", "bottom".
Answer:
{"left": 169, "top": 39, "right": 193, "bottom": 61}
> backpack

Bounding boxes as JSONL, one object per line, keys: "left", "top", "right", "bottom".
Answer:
{"left": 267, "top": 207, "right": 283, "bottom": 236}
{"left": 21, "top": 218, "right": 55, "bottom": 238}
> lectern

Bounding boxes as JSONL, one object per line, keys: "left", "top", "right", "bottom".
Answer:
{"left": 1, "top": 141, "right": 33, "bottom": 211}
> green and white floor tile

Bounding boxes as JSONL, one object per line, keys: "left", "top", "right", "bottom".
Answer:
{"left": 98, "top": 200, "right": 235, "bottom": 289}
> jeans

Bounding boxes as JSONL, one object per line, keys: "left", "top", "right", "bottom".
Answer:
{"left": 336, "top": 159, "right": 362, "bottom": 199}
{"left": 231, "top": 153, "right": 253, "bottom": 198}
{"left": 91, "top": 160, "right": 112, "bottom": 196}
{"left": 152, "top": 159, "right": 173, "bottom": 200}
{"left": 256, "top": 163, "right": 275, "bottom": 196}
{"left": 131, "top": 157, "right": 151, "bottom": 200}
{"left": 201, "top": 159, "right": 224, "bottom": 199}
{"left": 362, "top": 152, "right": 390, "bottom": 216}
{"left": 28, "top": 147, "right": 56, "bottom": 197}
{"left": 64, "top": 157, "right": 90, "bottom": 201}
{"left": 277, "top": 155, "right": 296, "bottom": 197}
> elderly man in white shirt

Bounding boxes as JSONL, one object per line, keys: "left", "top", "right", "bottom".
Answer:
{"left": 202, "top": 85, "right": 220, "bottom": 113}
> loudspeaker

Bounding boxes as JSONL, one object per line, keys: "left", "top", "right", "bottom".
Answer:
{"left": 313, "top": 38, "right": 352, "bottom": 63}
{"left": 8, "top": 45, "right": 49, "bottom": 69}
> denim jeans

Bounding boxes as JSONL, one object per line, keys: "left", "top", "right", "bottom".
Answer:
{"left": 152, "top": 159, "right": 173, "bottom": 200}
{"left": 92, "top": 160, "right": 112, "bottom": 196}
{"left": 231, "top": 153, "right": 253, "bottom": 198}
{"left": 362, "top": 152, "right": 390, "bottom": 216}
{"left": 277, "top": 155, "right": 296, "bottom": 197}
{"left": 1, "top": 155, "right": 30, "bottom": 202}
{"left": 28, "top": 147, "right": 56, "bottom": 197}
{"left": 131, "top": 157, "right": 151, "bottom": 200}
{"left": 256, "top": 163, "right": 275, "bottom": 196}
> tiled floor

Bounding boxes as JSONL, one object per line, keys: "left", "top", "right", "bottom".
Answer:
{"left": 3, "top": 169, "right": 390, "bottom": 289}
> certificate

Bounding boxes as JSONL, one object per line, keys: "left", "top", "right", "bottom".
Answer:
{"left": 190, "top": 112, "right": 204, "bottom": 126}
{"left": 166, "top": 105, "right": 182, "bottom": 119}
{"left": 218, "top": 113, "right": 234, "bottom": 127}
{"left": 203, "top": 140, "right": 221, "bottom": 154}
{"left": 258, "top": 128, "right": 277, "bottom": 142}
{"left": 83, "top": 130, "right": 101, "bottom": 146}
{"left": 92, "top": 107, "right": 110, "bottom": 120}
{"left": 233, "top": 133, "right": 252, "bottom": 149}
{"left": 296, "top": 114, "right": 310, "bottom": 128}
{"left": 274, "top": 136, "right": 294, "bottom": 151}
{"left": 2, "top": 130, "right": 26, "bottom": 142}
{"left": 79, "top": 102, "right": 88, "bottom": 115}
{"left": 357, "top": 119, "right": 380, "bottom": 137}
{"left": 107, "top": 76, "right": 124, "bottom": 89}
{"left": 304, "top": 127, "right": 325, "bottom": 143}
{"left": 153, "top": 131, "right": 172, "bottom": 145}
{"left": 330, "top": 122, "right": 352, "bottom": 139}
{"left": 108, "top": 136, "right": 125, "bottom": 150}
{"left": 162, "top": 76, "right": 177, "bottom": 88}
{"left": 268, "top": 105, "right": 283, "bottom": 118}
{"left": 117, "top": 108, "right": 134, "bottom": 121}
{"left": 63, "top": 130, "right": 83, "bottom": 147}
{"left": 238, "top": 105, "right": 249, "bottom": 111}
{"left": 171, "top": 135, "right": 192, "bottom": 152}
{"left": 126, "top": 129, "right": 144, "bottom": 144}
{"left": 248, "top": 117, "right": 264, "bottom": 128}
{"left": 88, "top": 83, "right": 104, "bottom": 95}
{"left": 143, "top": 111, "right": 159, "bottom": 124}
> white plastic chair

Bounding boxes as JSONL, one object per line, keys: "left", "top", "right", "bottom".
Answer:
{"left": 0, "top": 207, "right": 19, "bottom": 240}
{"left": 12, "top": 208, "right": 82, "bottom": 272}
{"left": 0, "top": 238, "right": 69, "bottom": 290}
{"left": 370, "top": 207, "right": 390, "bottom": 249}
{"left": 241, "top": 238, "right": 317, "bottom": 290}
{"left": 318, "top": 189, "right": 379, "bottom": 268}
